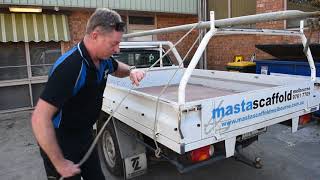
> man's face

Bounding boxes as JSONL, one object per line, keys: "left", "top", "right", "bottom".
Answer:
{"left": 94, "top": 30, "right": 123, "bottom": 60}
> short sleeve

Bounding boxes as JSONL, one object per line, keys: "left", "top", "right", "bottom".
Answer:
{"left": 109, "top": 56, "right": 119, "bottom": 73}
{"left": 40, "top": 57, "right": 82, "bottom": 108}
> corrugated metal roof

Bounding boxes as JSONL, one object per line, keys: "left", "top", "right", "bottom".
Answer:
{"left": 0, "top": 0, "right": 198, "bottom": 14}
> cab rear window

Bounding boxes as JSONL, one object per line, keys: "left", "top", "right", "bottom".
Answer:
{"left": 113, "top": 50, "right": 172, "bottom": 68}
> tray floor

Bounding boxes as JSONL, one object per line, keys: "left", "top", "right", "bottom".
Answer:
{"left": 136, "top": 84, "right": 236, "bottom": 102}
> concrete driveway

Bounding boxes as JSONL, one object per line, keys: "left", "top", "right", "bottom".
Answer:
{"left": 1, "top": 110, "right": 319, "bottom": 180}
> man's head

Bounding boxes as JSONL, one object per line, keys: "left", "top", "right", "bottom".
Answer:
{"left": 85, "top": 8, "right": 125, "bottom": 60}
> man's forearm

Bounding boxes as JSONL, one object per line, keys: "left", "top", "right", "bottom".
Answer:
{"left": 114, "top": 60, "right": 130, "bottom": 77}
{"left": 31, "top": 101, "right": 64, "bottom": 168}
{"left": 33, "top": 120, "right": 63, "bottom": 166}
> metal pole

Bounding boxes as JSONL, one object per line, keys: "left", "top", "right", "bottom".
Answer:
{"left": 178, "top": 11, "right": 217, "bottom": 105}
{"left": 123, "top": 10, "right": 320, "bottom": 38}
{"left": 198, "top": 0, "right": 204, "bottom": 69}
{"left": 197, "top": 0, "right": 208, "bottom": 70}
{"left": 203, "top": 0, "right": 208, "bottom": 69}
{"left": 300, "top": 20, "right": 317, "bottom": 81}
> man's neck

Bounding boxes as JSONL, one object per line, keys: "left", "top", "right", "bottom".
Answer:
{"left": 83, "top": 36, "right": 100, "bottom": 69}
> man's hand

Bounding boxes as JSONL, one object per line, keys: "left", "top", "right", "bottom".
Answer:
{"left": 55, "top": 159, "right": 81, "bottom": 178}
{"left": 129, "top": 69, "right": 145, "bottom": 86}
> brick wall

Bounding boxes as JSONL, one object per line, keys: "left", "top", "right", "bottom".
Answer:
{"left": 206, "top": 0, "right": 320, "bottom": 70}
{"left": 256, "top": 0, "right": 285, "bottom": 29}
{"left": 62, "top": 10, "right": 196, "bottom": 59}
{"left": 256, "top": 0, "right": 319, "bottom": 61}
{"left": 156, "top": 13, "right": 198, "bottom": 64}
{"left": 62, "top": 3, "right": 320, "bottom": 70}
{"left": 205, "top": 0, "right": 285, "bottom": 70}
{"left": 61, "top": 10, "right": 92, "bottom": 53}
{"left": 207, "top": 35, "right": 257, "bottom": 70}
{"left": 255, "top": 0, "right": 286, "bottom": 60}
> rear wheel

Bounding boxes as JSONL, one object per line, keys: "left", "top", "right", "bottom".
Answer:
{"left": 97, "top": 113, "right": 124, "bottom": 176}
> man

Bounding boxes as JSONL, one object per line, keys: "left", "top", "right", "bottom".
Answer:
{"left": 31, "top": 8, "right": 145, "bottom": 180}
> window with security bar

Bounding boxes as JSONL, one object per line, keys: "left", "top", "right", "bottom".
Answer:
{"left": 207, "top": 0, "right": 256, "bottom": 28}
{"left": 29, "top": 42, "right": 61, "bottom": 77}
{"left": 0, "top": 42, "right": 61, "bottom": 112}
{"left": 0, "top": 43, "right": 27, "bottom": 81}
{"left": 127, "top": 15, "right": 156, "bottom": 41}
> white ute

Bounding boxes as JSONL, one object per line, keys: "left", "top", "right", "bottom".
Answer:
{"left": 97, "top": 10, "right": 320, "bottom": 179}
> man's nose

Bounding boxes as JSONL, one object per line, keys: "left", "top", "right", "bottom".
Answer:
{"left": 113, "top": 45, "right": 120, "bottom": 54}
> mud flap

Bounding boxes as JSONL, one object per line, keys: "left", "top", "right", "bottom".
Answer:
{"left": 112, "top": 119, "right": 147, "bottom": 179}
{"left": 123, "top": 153, "right": 147, "bottom": 179}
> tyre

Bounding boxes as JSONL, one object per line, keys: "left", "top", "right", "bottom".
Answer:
{"left": 97, "top": 113, "right": 124, "bottom": 177}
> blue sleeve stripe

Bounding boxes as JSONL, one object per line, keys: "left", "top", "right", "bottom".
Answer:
{"left": 73, "top": 61, "right": 87, "bottom": 95}
{"left": 53, "top": 110, "right": 62, "bottom": 128}
{"left": 49, "top": 46, "right": 77, "bottom": 77}
{"left": 73, "top": 62, "right": 87, "bottom": 96}
{"left": 107, "top": 59, "right": 114, "bottom": 73}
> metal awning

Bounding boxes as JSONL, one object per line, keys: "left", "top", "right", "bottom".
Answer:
{"left": 0, "top": 13, "right": 70, "bottom": 42}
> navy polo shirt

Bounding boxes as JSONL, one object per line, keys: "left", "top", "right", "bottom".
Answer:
{"left": 40, "top": 41, "right": 118, "bottom": 131}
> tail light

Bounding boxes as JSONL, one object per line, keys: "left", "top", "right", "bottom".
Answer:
{"left": 299, "top": 113, "right": 311, "bottom": 125}
{"left": 190, "top": 145, "right": 214, "bottom": 163}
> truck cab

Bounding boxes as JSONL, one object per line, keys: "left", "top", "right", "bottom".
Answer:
{"left": 114, "top": 42, "right": 175, "bottom": 68}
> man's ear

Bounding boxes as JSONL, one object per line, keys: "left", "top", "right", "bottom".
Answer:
{"left": 91, "top": 31, "right": 99, "bottom": 40}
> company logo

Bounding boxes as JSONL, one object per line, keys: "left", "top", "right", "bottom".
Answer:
{"left": 131, "top": 157, "right": 142, "bottom": 171}
{"left": 212, "top": 91, "right": 293, "bottom": 120}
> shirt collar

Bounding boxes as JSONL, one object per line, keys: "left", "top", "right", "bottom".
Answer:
{"left": 78, "top": 40, "right": 97, "bottom": 70}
